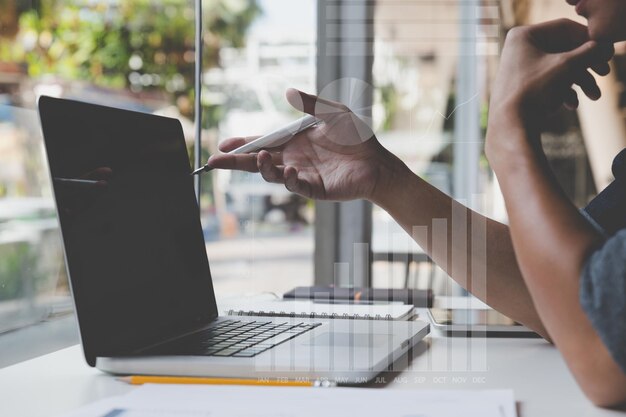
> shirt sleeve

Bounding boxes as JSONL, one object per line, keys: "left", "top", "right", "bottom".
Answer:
{"left": 580, "top": 208, "right": 608, "bottom": 239}
{"left": 580, "top": 228, "right": 626, "bottom": 374}
{"left": 583, "top": 148, "right": 626, "bottom": 236}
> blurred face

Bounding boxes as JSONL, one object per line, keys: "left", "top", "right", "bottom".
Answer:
{"left": 567, "top": 0, "right": 626, "bottom": 41}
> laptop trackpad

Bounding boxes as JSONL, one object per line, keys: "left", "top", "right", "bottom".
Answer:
{"left": 305, "top": 332, "right": 392, "bottom": 348}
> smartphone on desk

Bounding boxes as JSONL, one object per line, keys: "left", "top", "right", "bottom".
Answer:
{"left": 427, "top": 308, "right": 541, "bottom": 338}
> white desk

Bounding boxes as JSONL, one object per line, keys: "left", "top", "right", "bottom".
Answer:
{"left": 1, "top": 317, "right": 625, "bottom": 417}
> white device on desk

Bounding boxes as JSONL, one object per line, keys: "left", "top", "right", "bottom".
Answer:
{"left": 38, "top": 96, "right": 429, "bottom": 383}
{"left": 427, "top": 308, "right": 539, "bottom": 337}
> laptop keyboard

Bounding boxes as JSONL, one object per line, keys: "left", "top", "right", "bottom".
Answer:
{"left": 151, "top": 320, "right": 321, "bottom": 358}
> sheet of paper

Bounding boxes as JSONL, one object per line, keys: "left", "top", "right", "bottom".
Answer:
{"left": 74, "top": 385, "right": 514, "bottom": 417}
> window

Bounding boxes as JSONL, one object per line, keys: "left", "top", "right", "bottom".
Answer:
{"left": 368, "top": 0, "right": 499, "bottom": 291}
{"left": 0, "top": 0, "right": 314, "bottom": 365}
{"left": 367, "top": 0, "right": 601, "bottom": 293}
{"left": 198, "top": 0, "right": 317, "bottom": 296}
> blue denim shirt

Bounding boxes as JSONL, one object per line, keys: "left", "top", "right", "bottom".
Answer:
{"left": 580, "top": 148, "right": 626, "bottom": 373}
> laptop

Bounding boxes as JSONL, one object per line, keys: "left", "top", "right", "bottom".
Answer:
{"left": 38, "top": 96, "right": 429, "bottom": 383}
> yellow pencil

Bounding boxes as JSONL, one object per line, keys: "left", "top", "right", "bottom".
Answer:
{"left": 118, "top": 375, "right": 335, "bottom": 387}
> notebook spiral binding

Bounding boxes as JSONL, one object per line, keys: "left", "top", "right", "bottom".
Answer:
{"left": 226, "top": 309, "right": 394, "bottom": 321}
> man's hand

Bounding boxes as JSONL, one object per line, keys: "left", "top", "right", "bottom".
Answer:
{"left": 207, "top": 88, "right": 401, "bottom": 202}
{"left": 489, "top": 19, "right": 613, "bottom": 130}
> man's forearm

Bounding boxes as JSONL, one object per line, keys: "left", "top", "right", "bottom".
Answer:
{"left": 487, "top": 114, "right": 626, "bottom": 406}
{"left": 370, "top": 155, "right": 549, "bottom": 338}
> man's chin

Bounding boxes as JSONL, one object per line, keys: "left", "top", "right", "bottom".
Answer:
{"left": 587, "top": 24, "right": 616, "bottom": 43}
{"left": 587, "top": 19, "right": 626, "bottom": 43}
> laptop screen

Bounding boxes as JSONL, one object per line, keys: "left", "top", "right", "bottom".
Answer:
{"left": 38, "top": 96, "right": 218, "bottom": 365}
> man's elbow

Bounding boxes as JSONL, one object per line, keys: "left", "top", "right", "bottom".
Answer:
{"left": 585, "top": 388, "right": 626, "bottom": 409}
{"left": 579, "top": 373, "right": 626, "bottom": 408}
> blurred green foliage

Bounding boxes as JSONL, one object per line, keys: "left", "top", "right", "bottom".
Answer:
{"left": 0, "top": 0, "right": 260, "bottom": 117}
{"left": 378, "top": 83, "right": 398, "bottom": 132}
{"left": 0, "top": 0, "right": 261, "bottom": 207}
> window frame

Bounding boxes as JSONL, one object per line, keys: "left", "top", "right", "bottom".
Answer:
{"left": 314, "top": 0, "right": 375, "bottom": 288}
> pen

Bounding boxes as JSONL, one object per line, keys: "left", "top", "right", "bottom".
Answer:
{"left": 191, "top": 114, "right": 320, "bottom": 175}
{"left": 118, "top": 375, "right": 336, "bottom": 387}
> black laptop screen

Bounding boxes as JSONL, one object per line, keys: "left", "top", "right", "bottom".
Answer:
{"left": 39, "top": 97, "right": 218, "bottom": 364}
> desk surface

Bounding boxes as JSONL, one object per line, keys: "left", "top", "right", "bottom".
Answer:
{"left": 1, "top": 319, "right": 625, "bottom": 417}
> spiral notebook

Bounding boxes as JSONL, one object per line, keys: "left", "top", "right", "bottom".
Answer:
{"left": 225, "top": 299, "right": 415, "bottom": 321}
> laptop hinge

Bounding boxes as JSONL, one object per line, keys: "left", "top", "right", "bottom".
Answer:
{"left": 131, "top": 316, "right": 220, "bottom": 354}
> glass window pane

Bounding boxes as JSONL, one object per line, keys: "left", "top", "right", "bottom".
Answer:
{"left": 1, "top": 0, "right": 307, "bottom": 363}
{"left": 199, "top": 0, "right": 316, "bottom": 297}
{"left": 369, "top": 1, "right": 599, "bottom": 292}
{"left": 370, "top": 1, "right": 494, "bottom": 290}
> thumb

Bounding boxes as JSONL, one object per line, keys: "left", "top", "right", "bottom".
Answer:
{"left": 285, "top": 88, "right": 350, "bottom": 122}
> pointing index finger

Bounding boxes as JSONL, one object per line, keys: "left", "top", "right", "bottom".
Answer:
{"left": 218, "top": 136, "right": 261, "bottom": 153}
{"left": 207, "top": 153, "right": 259, "bottom": 173}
